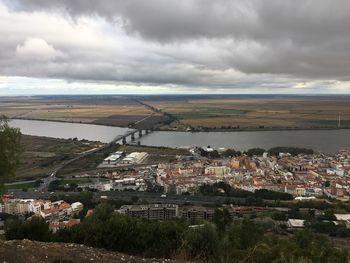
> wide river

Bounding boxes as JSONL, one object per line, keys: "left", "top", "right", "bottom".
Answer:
{"left": 10, "top": 119, "right": 350, "bottom": 153}
{"left": 10, "top": 119, "right": 132, "bottom": 143}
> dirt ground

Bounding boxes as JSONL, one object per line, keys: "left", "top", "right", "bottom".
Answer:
{"left": 0, "top": 239, "right": 175, "bottom": 263}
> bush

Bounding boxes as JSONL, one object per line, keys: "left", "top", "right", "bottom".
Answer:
{"left": 183, "top": 224, "right": 219, "bottom": 261}
{"left": 246, "top": 148, "right": 266, "bottom": 157}
{"left": 5, "top": 216, "right": 51, "bottom": 241}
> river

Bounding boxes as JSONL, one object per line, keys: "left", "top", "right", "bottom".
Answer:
{"left": 10, "top": 119, "right": 132, "bottom": 143}
{"left": 138, "top": 130, "right": 350, "bottom": 153}
{"left": 10, "top": 119, "right": 350, "bottom": 153}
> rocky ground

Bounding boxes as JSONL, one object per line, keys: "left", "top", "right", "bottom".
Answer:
{"left": 0, "top": 240, "right": 174, "bottom": 263}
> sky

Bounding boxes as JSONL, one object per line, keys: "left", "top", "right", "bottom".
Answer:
{"left": 1, "top": 0, "right": 350, "bottom": 95}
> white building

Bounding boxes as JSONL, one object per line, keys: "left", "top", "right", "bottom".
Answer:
{"left": 120, "top": 152, "right": 149, "bottom": 164}
{"left": 287, "top": 219, "right": 305, "bottom": 228}
{"left": 205, "top": 166, "right": 231, "bottom": 176}
{"left": 103, "top": 151, "right": 124, "bottom": 165}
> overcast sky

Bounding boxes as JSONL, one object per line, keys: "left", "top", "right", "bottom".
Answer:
{"left": 1, "top": 0, "right": 350, "bottom": 95}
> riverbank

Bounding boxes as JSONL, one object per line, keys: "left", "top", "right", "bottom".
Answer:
{"left": 10, "top": 117, "right": 350, "bottom": 132}
{"left": 159, "top": 126, "right": 350, "bottom": 132}
{"left": 10, "top": 118, "right": 350, "bottom": 154}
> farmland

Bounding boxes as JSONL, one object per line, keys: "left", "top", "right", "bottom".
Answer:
{"left": 0, "top": 96, "right": 168, "bottom": 129}
{"left": 143, "top": 95, "right": 350, "bottom": 130}
{"left": 1, "top": 95, "right": 350, "bottom": 130}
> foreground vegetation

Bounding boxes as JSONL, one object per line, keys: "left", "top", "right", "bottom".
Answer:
{"left": 0, "top": 116, "right": 21, "bottom": 192}
{"left": 4, "top": 203, "right": 349, "bottom": 262}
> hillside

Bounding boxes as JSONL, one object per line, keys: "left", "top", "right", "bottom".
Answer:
{"left": 0, "top": 240, "right": 174, "bottom": 263}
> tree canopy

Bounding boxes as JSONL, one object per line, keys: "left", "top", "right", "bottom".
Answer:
{"left": 0, "top": 116, "right": 21, "bottom": 192}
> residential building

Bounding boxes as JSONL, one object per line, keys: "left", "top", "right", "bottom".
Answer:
{"left": 118, "top": 204, "right": 178, "bottom": 220}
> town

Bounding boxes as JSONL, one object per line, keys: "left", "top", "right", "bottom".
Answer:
{"left": 55, "top": 146, "right": 350, "bottom": 199}
{"left": 2, "top": 146, "right": 350, "bottom": 237}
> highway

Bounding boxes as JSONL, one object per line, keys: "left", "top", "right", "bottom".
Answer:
{"left": 11, "top": 189, "right": 247, "bottom": 206}
{"left": 97, "top": 191, "right": 247, "bottom": 205}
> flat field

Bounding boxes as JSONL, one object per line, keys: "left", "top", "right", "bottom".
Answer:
{"left": 0, "top": 96, "right": 167, "bottom": 129}
{"left": 2, "top": 95, "right": 350, "bottom": 130}
{"left": 143, "top": 95, "right": 350, "bottom": 129}
{"left": 14, "top": 135, "right": 102, "bottom": 181}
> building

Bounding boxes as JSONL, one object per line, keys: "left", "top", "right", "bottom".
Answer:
{"left": 40, "top": 200, "right": 73, "bottom": 222}
{"left": 49, "top": 219, "right": 80, "bottom": 233}
{"left": 205, "top": 166, "right": 231, "bottom": 176}
{"left": 334, "top": 214, "right": 350, "bottom": 221}
{"left": 103, "top": 151, "right": 124, "bottom": 165}
{"left": 113, "top": 178, "right": 147, "bottom": 191}
{"left": 71, "top": 202, "right": 84, "bottom": 213}
{"left": 181, "top": 207, "right": 215, "bottom": 223}
{"left": 120, "top": 152, "right": 149, "bottom": 165}
{"left": 0, "top": 198, "right": 83, "bottom": 222}
{"left": 118, "top": 204, "right": 178, "bottom": 220}
{"left": 287, "top": 219, "right": 305, "bottom": 229}
{"left": 330, "top": 185, "right": 347, "bottom": 197}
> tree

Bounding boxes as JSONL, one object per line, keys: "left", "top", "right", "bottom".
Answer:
{"left": 222, "top": 148, "right": 237, "bottom": 157}
{"left": 246, "top": 148, "right": 265, "bottom": 157}
{"left": 183, "top": 224, "right": 219, "bottom": 261}
{"left": 5, "top": 216, "right": 51, "bottom": 241}
{"left": 0, "top": 116, "right": 21, "bottom": 192}
{"left": 213, "top": 208, "right": 232, "bottom": 234}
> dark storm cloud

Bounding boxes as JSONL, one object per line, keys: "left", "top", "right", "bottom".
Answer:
{"left": 7, "top": 0, "right": 350, "bottom": 42}
{"left": 1, "top": 0, "right": 350, "bottom": 92}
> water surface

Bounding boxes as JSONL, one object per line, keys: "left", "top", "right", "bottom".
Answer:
{"left": 138, "top": 130, "right": 350, "bottom": 153}
{"left": 10, "top": 119, "right": 350, "bottom": 153}
{"left": 10, "top": 119, "right": 132, "bottom": 143}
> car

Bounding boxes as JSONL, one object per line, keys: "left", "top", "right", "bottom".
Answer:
{"left": 160, "top": 194, "right": 167, "bottom": 198}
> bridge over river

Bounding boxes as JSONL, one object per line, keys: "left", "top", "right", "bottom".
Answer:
{"left": 113, "top": 128, "right": 152, "bottom": 144}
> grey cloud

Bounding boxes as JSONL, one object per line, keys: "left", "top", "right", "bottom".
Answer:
{"left": 1, "top": 0, "right": 350, "bottom": 91}
{"left": 7, "top": 0, "right": 350, "bottom": 42}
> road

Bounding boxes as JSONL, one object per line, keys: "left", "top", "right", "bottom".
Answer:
{"left": 4, "top": 179, "right": 37, "bottom": 186}
{"left": 11, "top": 190, "right": 247, "bottom": 206}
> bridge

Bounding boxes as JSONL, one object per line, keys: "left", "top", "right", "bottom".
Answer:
{"left": 34, "top": 129, "right": 153, "bottom": 192}
{"left": 113, "top": 129, "right": 152, "bottom": 145}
